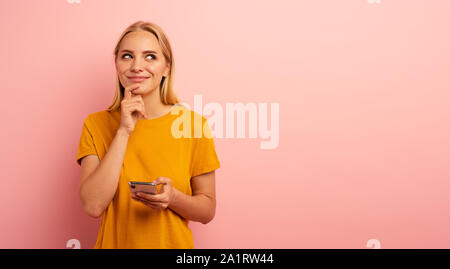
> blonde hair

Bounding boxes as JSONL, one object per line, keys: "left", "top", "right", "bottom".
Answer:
{"left": 107, "top": 21, "right": 181, "bottom": 111}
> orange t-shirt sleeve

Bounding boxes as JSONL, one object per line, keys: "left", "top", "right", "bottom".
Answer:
{"left": 76, "top": 116, "right": 98, "bottom": 166}
{"left": 190, "top": 118, "right": 221, "bottom": 177}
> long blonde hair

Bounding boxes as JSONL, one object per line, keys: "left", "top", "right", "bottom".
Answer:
{"left": 107, "top": 21, "right": 181, "bottom": 111}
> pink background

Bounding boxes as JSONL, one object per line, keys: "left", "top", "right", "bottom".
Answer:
{"left": 1, "top": 0, "right": 449, "bottom": 249}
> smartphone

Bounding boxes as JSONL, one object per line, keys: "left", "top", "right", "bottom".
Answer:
{"left": 129, "top": 181, "right": 158, "bottom": 195}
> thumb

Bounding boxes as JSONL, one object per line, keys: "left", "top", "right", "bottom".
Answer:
{"left": 153, "top": 177, "right": 169, "bottom": 185}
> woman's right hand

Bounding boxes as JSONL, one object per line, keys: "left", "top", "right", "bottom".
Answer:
{"left": 119, "top": 83, "right": 148, "bottom": 135}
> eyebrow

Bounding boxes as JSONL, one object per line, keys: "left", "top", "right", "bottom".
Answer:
{"left": 119, "top": 49, "right": 158, "bottom": 54}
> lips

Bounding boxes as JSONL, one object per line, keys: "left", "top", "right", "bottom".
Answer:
{"left": 128, "top": 76, "right": 149, "bottom": 82}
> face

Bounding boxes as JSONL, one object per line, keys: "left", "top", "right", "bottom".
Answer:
{"left": 115, "top": 30, "right": 170, "bottom": 96}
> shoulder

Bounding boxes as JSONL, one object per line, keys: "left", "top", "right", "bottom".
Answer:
{"left": 85, "top": 109, "right": 120, "bottom": 129}
{"left": 176, "top": 103, "right": 214, "bottom": 139}
{"left": 173, "top": 103, "right": 208, "bottom": 123}
{"left": 87, "top": 109, "right": 116, "bottom": 120}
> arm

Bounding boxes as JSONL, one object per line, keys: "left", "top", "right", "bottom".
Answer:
{"left": 169, "top": 171, "right": 216, "bottom": 224}
{"left": 132, "top": 171, "right": 216, "bottom": 224}
{"left": 79, "top": 128, "right": 130, "bottom": 218}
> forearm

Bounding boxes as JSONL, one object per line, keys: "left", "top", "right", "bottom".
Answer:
{"left": 80, "top": 128, "right": 130, "bottom": 217}
{"left": 168, "top": 188, "right": 216, "bottom": 224}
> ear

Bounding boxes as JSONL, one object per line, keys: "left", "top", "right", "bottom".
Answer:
{"left": 163, "top": 63, "right": 171, "bottom": 77}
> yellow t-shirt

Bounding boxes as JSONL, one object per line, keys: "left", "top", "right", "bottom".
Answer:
{"left": 75, "top": 103, "right": 220, "bottom": 249}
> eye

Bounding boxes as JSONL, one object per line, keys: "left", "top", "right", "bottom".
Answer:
{"left": 121, "top": 53, "right": 155, "bottom": 60}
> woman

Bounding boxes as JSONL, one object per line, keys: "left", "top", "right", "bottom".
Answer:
{"left": 75, "top": 21, "right": 220, "bottom": 249}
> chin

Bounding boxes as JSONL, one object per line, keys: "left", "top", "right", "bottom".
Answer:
{"left": 134, "top": 87, "right": 155, "bottom": 96}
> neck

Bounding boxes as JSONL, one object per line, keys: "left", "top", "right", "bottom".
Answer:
{"left": 141, "top": 87, "right": 169, "bottom": 118}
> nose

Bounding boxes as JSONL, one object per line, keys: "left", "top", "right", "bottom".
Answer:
{"left": 130, "top": 58, "right": 144, "bottom": 72}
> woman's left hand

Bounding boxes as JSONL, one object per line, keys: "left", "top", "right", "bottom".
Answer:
{"left": 132, "top": 177, "right": 175, "bottom": 210}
